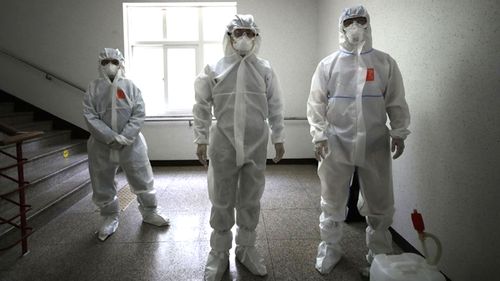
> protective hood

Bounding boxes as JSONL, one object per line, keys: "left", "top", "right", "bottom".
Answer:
{"left": 223, "top": 14, "right": 262, "bottom": 57}
{"left": 98, "top": 48, "right": 126, "bottom": 82}
{"left": 338, "top": 5, "right": 373, "bottom": 54}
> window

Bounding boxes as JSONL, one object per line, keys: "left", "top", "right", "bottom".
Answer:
{"left": 123, "top": 2, "right": 237, "bottom": 117}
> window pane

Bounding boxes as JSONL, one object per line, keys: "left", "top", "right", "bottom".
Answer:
{"left": 167, "top": 48, "right": 196, "bottom": 110}
{"left": 203, "top": 43, "right": 223, "bottom": 66}
{"left": 124, "top": 4, "right": 236, "bottom": 116}
{"left": 166, "top": 7, "right": 198, "bottom": 41}
{"left": 202, "top": 7, "right": 236, "bottom": 41}
{"left": 127, "top": 7, "right": 164, "bottom": 41}
{"left": 129, "top": 46, "right": 166, "bottom": 116}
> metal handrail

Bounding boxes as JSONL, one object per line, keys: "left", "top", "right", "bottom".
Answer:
{"left": 0, "top": 48, "right": 86, "bottom": 93}
{"left": 0, "top": 48, "right": 309, "bottom": 123}
{"left": 0, "top": 121, "right": 43, "bottom": 255}
{"left": 0, "top": 122, "right": 44, "bottom": 145}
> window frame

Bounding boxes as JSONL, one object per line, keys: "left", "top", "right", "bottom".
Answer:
{"left": 123, "top": 2, "right": 236, "bottom": 117}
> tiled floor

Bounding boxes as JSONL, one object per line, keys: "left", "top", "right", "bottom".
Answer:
{"left": 0, "top": 165, "right": 398, "bottom": 281}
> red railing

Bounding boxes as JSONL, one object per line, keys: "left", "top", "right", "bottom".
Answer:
{"left": 0, "top": 122, "right": 43, "bottom": 255}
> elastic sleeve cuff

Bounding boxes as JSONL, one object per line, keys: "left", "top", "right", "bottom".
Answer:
{"left": 312, "top": 131, "right": 328, "bottom": 144}
{"left": 104, "top": 134, "right": 117, "bottom": 145}
{"left": 194, "top": 137, "right": 209, "bottom": 144}
{"left": 271, "top": 131, "right": 285, "bottom": 144}
{"left": 271, "top": 138, "right": 285, "bottom": 144}
{"left": 389, "top": 128, "right": 411, "bottom": 140}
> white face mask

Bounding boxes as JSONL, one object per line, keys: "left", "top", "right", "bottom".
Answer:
{"left": 232, "top": 36, "right": 254, "bottom": 55}
{"left": 344, "top": 22, "right": 366, "bottom": 45}
{"left": 104, "top": 64, "right": 119, "bottom": 78}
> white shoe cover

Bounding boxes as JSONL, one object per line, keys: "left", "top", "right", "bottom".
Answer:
{"left": 204, "top": 250, "right": 229, "bottom": 281}
{"left": 141, "top": 209, "right": 170, "bottom": 226}
{"left": 98, "top": 216, "right": 119, "bottom": 241}
{"left": 235, "top": 246, "right": 267, "bottom": 276}
{"left": 315, "top": 241, "right": 342, "bottom": 274}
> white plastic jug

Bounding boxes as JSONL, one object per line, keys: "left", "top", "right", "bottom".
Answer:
{"left": 370, "top": 253, "right": 446, "bottom": 281}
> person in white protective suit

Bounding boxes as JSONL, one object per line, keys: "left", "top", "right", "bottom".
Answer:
{"left": 83, "top": 48, "right": 169, "bottom": 241}
{"left": 192, "top": 15, "right": 285, "bottom": 281}
{"left": 307, "top": 5, "right": 410, "bottom": 274}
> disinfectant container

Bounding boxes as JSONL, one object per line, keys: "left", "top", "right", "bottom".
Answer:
{"left": 370, "top": 210, "right": 446, "bottom": 281}
{"left": 370, "top": 253, "right": 446, "bottom": 281}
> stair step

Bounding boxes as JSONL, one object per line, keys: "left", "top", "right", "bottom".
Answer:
{"left": 0, "top": 91, "right": 15, "bottom": 102}
{"left": 0, "top": 157, "right": 89, "bottom": 235}
{"left": 0, "top": 90, "right": 92, "bottom": 248}
{"left": 24, "top": 131, "right": 74, "bottom": 150}
{"left": 0, "top": 146, "right": 88, "bottom": 193}
{"left": 0, "top": 112, "right": 34, "bottom": 125}
{"left": 0, "top": 103, "right": 15, "bottom": 113}
{"left": 28, "top": 167, "right": 91, "bottom": 213}
{"left": 0, "top": 141, "right": 87, "bottom": 186}
{"left": 0, "top": 130, "right": 74, "bottom": 159}
{"left": 0, "top": 122, "right": 53, "bottom": 139}
{"left": 0, "top": 161, "right": 90, "bottom": 217}
{"left": 0, "top": 182, "right": 92, "bottom": 248}
{"left": 0, "top": 174, "right": 92, "bottom": 240}
{"left": 14, "top": 120, "right": 53, "bottom": 132}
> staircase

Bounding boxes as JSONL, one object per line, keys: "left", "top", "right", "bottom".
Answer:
{"left": 0, "top": 90, "right": 91, "bottom": 250}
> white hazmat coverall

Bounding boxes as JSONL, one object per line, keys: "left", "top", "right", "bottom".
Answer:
{"left": 193, "top": 15, "right": 284, "bottom": 280}
{"left": 307, "top": 5, "right": 410, "bottom": 274}
{"left": 83, "top": 48, "right": 168, "bottom": 241}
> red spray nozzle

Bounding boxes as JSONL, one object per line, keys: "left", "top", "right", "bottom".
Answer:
{"left": 411, "top": 209, "right": 425, "bottom": 233}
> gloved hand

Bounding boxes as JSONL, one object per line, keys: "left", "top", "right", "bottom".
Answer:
{"left": 108, "top": 141, "right": 123, "bottom": 150}
{"left": 391, "top": 137, "right": 405, "bottom": 159}
{"left": 114, "top": 135, "right": 134, "bottom": 146}
{"left": 197, "top": 144, "right": 208, "bottom": 168}
{"left": 314, "top": 140, "right": 329, "bottom": 161}
{"left": 273, "top": 143, "right": 285, "bottom": 163}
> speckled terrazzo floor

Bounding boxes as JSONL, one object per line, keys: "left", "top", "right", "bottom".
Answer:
{"left": 0, "top": 164, "right": 401, "bottom": 281}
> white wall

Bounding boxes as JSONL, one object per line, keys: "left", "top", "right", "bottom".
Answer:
{"left": 317, "top": 1, "right": 498, "bottom": 280}
{"left": 0, "top": 0, "right": 316, "bottom": 160}
{"left": 237, "top": 0, "right": 318, "bottom": 159}
{"left": 144, "top": 0, "right": 318, "bottom": 159}
{"left": 2, "top": 0, "right": 500, "bottom": 279}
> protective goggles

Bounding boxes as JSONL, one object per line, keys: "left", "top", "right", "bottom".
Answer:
{"left": 342, "top": 17, "right": 367, "bottom": 27}
{"left": 100, "top": 59, "right": 120, "bottom": 66}
{"left": 231, "top": 28, "right": 257, "bottom": 38}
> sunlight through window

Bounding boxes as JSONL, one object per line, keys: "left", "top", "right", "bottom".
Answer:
{"left": 123, "top": 2, "right": 237, "bottom": 117}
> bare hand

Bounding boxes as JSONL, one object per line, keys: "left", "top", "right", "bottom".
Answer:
{"left": 273, "top": 143, "right": 285, "bottom": 163}
{"left": 197, "top": 144, "right": 208, "bottom": 168}
{"left": 391, "top": 138, "right": 405, "bottom": 159}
